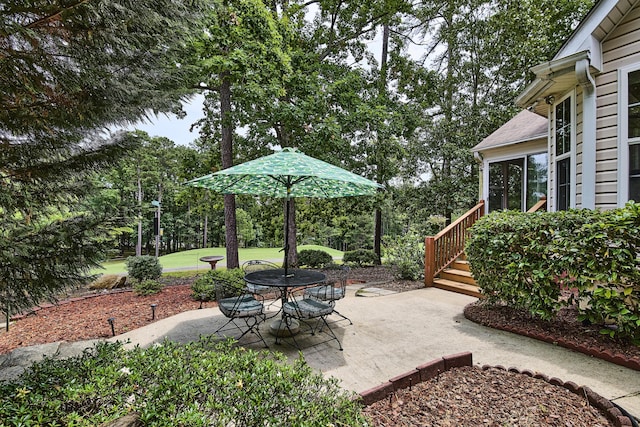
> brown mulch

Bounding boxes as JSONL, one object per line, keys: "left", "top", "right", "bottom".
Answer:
{"left": 0, "top": 266, "right": 636, "bottom": 426}
{"left": 363, "top": 366, "right": 614, "bottom": 426}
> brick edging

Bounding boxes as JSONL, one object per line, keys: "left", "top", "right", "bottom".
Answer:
{"left": 358, "top": 352, "right": 635, "bottom": 427}
{"left": 483, "top": 364, "right": 636, "bottom": 427}
{"left": 358, "top": 351, "right": 473, "bottom": 405}
{"left": 463, "top": 305, "right": 640, "bottom": 372}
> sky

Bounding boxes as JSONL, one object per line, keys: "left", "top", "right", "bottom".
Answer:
{"left": 125, "top": 94, "right": 206, "bottom": 146}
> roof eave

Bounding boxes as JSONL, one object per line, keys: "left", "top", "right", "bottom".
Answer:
{"left": 515, "top": 51, "right": 591, "bottom": 109}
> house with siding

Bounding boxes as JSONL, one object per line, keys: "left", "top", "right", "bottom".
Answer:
{"left": 426, "top": 0, "right": 640, "bottom": 294}
{"left": 473, "top": 0, "right": 640, "bottom": 213}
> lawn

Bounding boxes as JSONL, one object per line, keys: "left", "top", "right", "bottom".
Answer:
{"left": 94, "top": 245, "right": 344, "bottom": 275}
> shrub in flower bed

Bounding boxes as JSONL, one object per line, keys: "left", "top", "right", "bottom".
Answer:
{"left": 190, "top": 268, "right": 245, "bottom": 302}
{"left": 0, "top": 339, "right": 368, "bottom": 426}
{"left": 297, "top": 249, "right": 333, "bottom": 268}
{"left": 466, "top": 202, "right": 640, "bottom": 343}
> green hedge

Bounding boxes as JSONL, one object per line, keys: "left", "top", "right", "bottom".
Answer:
{"left": 0, "top": 340, "right": 368, "bottom": 426}
{"left": 297, "top": 249, "right": 333, "bottom": 268}
{"left": 342, "top": 249, "right": 378, "bottom": 267}
{"left": 190, "top": 269, "right": 245, "bottom": 301}
{"left": 466, "top": 202, "right": 640, "bottom": 343}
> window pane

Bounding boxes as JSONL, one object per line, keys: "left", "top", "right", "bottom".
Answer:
{"left": 488, "top": 163, "right": 505, "bottom": 212}
{"left": 526, "top": 153, "right": 548, "bottom": 210}
{"left": 630, "top": 144, "right": 640, "bottom": 202}
{"left": 629, "top": 70, "right": 640, "bottom": 104}
{"left": 555, "top": 98, "right": 571, "bottom": 155}
{"left": 489, "top": 159, "right": 524, "bottom": 211}
{"left": 629, "top": 105, "right": 640, "bottom": 138}
{"left": 557, "top": 158, "right": 570, "bottom": 211}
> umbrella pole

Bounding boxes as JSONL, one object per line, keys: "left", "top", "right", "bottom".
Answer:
{"left": 284, "top": 196, "right": 290, "bottom": 276}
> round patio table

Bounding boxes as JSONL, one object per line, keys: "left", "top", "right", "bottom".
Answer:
{"left": 244, "top": 268, "right": 326, "bottom": 337}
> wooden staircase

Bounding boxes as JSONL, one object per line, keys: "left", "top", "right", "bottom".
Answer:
{"left": 424, "top": 201, "right": 484, "bottom": 299}
{"left": 424, "top": 197, "right": 547, "bottom": 299}
{"left": 432, "top": 256, "right": 482, "bottom": 298}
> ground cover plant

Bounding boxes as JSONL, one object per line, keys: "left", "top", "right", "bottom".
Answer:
{"left": 0, "top": 339, "right": 368, "bottom": 426}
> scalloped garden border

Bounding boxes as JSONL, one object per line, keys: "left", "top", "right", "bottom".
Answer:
{"left": 358, "top": 352, "right": 635, "bottom": 427}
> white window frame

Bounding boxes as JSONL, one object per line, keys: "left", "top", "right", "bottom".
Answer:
{"left": 483, "top": 149, "right": 548, "bottom": 213}
{"left": 617, "top": 64, "right": 640, "bottom": 206}
{"left": 551, "top": 91, "right": 576, "bottom": 211}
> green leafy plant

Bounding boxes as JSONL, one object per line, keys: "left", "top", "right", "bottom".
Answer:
{"left": 133, "top": 279, "right": 164, "bottom": 296}
{"left": 0, "top": 339, "right": 369, "bottom": 426}
{"left": 466, "top": 202, "right": 640, "bottom": 342}
{"left": 343, "top": 249, "right": 378, "bottom": 267}
{"left": 383, "top": 230, "right": 425, "bottom": 280}
{"left": 297, "top": 249, "right": 333, "bottom": 268}
{"left": 190, "top": 269, "right": 244, "bottom": 301}
{"left": 125, "top": 255, "right": 162, "bottom": 283}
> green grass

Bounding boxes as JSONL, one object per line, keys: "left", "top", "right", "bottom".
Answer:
{"left": 93, "top": 245, "right": 344, "bottom": 275}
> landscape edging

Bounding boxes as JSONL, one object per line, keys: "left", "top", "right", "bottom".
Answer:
{"left": 358, "top": 352, "right": 635, "bottom": 427}
{"left": 463, "top": 304, "right": 640, "bottom": 372}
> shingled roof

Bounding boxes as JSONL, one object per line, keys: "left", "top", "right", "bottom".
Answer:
{"left": 473, "top": 110, "right": 547, "bottom": 152}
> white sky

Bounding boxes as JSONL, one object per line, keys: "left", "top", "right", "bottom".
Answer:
{"left": 126, "top": 94, "right": 206, "bottom": 146}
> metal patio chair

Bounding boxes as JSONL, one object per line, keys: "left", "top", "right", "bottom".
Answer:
{"left": 275, "top": 291, "right": 343, "bottom": 351}
{"left": 242, "top": 260, "right": 280, "bottom": 303}
{"left": 214, "top": 278, "right": 268, "bottom": 348}
{"left": 304, "top": 265, "right": 352, "bottom": 325}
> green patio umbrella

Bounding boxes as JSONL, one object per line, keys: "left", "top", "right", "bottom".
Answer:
{"left": 186, "top": 147, "right": 383, "bottom": 275}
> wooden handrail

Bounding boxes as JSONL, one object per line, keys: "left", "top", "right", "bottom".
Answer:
{"left": 527, "top": 195, "right": 547, "bottom": 212}
{"left": 424, "top": 200, "right": 485, "bottom": 286}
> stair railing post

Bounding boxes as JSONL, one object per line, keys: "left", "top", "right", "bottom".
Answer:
{"left": 425, "top": 236, "right": 435, "bottom": 287}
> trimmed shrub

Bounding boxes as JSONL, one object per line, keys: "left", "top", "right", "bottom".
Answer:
{"left": 297, "top": 249, "right": 333, "bottom": 268}
{"left": 343, "top": 249, "right": 378, "bottom": 267}
{"left": 383, "top": 229, "right": 425, "bottom": 280}
{"left": 0, "top": 339, "right": 369, "bottom": 426}
{"left": 133, "top": 279, "right": 164, "bottom": 296}
{"left": 125, "top": 255, "right": 162, "bottom": 283}
{"left": 466, "top": 202, "right": 640, "bottom": 342}
{"left": 191, "top": 268, "right": 244, "bottom": 301}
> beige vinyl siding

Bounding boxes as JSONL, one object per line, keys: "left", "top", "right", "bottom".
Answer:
{"left": 576, "top": 89, "right": 584, "bottom": 207}
{"left": 598, "top": 1, "right": 640, "bottom": 207}
{"left": 548, "top": 105, "right": 556, "bottom": 209}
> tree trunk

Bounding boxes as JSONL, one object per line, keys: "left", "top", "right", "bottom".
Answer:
{"left": 373, "top": 22, "right": 390, "bottom": 265}
{"left": 136, "top": 167, "right": 142, "bottom": 256}
{"left": 220, "top": 72, "right": 239, "bottom": 269}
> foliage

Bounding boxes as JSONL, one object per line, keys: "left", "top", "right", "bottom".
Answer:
{"left": 0, "top": 339, "right": 368, "bottom": 426}
{"left": 383, "top": 228, "right": 425, "bottom": 280}
{"left": 133, "top": 280, "right": 164, "bottom": 296}
{"left": 297, "top": 249, "right": 333, "bottom": 268}
{"left": 466, "top": 203, "right": 640, "bottom": 342}
{"left": 125, "top": 256, "right": 163, "bottom": 283}
{"left": 191, "top": 269, "right": 245, "bottom": 301}
{"left": 343, "top": 249, "right": 379, "bottom": 268}
{"left": 0, "top": 1, "right": 203, "bottom": 317}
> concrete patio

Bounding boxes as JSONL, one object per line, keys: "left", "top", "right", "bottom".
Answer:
{"left": 1, "top": 285, "right": 639, "bottom": 419}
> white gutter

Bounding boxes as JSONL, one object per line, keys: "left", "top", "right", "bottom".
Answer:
{"left": 576, "top": 58, "right": 596, "bottom": 209}
{"left": 516, "top": 51, "right": 591, "bottom": 108}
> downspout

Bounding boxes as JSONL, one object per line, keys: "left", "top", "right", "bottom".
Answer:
{"left": 474, "top": 151, "right": 484, "bottom": 206}
{"left": 576, "top": 58, "right": 596, "bottom": 209}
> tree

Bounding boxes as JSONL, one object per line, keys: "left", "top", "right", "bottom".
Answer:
{"left": 192, "top": 0, "right": 290, "bottom": 269}
{"left": 0, "top": 1, "right": 204, "bottom": 321}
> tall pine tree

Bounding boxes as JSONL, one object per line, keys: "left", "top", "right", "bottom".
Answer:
{"left": 0, "top": 1, "right": 204, "bottom": 320}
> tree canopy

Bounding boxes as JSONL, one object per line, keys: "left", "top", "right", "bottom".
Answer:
{"left": 0, "top": 0, "right": 205, "bottom": 316}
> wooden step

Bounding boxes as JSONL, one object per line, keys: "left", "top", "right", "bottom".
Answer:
{"left": 451, "top": 259, "right": 471, "bottom": 272}
{"left": 432, "top": 278, "right": 482, "bottom": 298}
{"left": 439, "top": 268, "right": 476, "bottom": 285}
